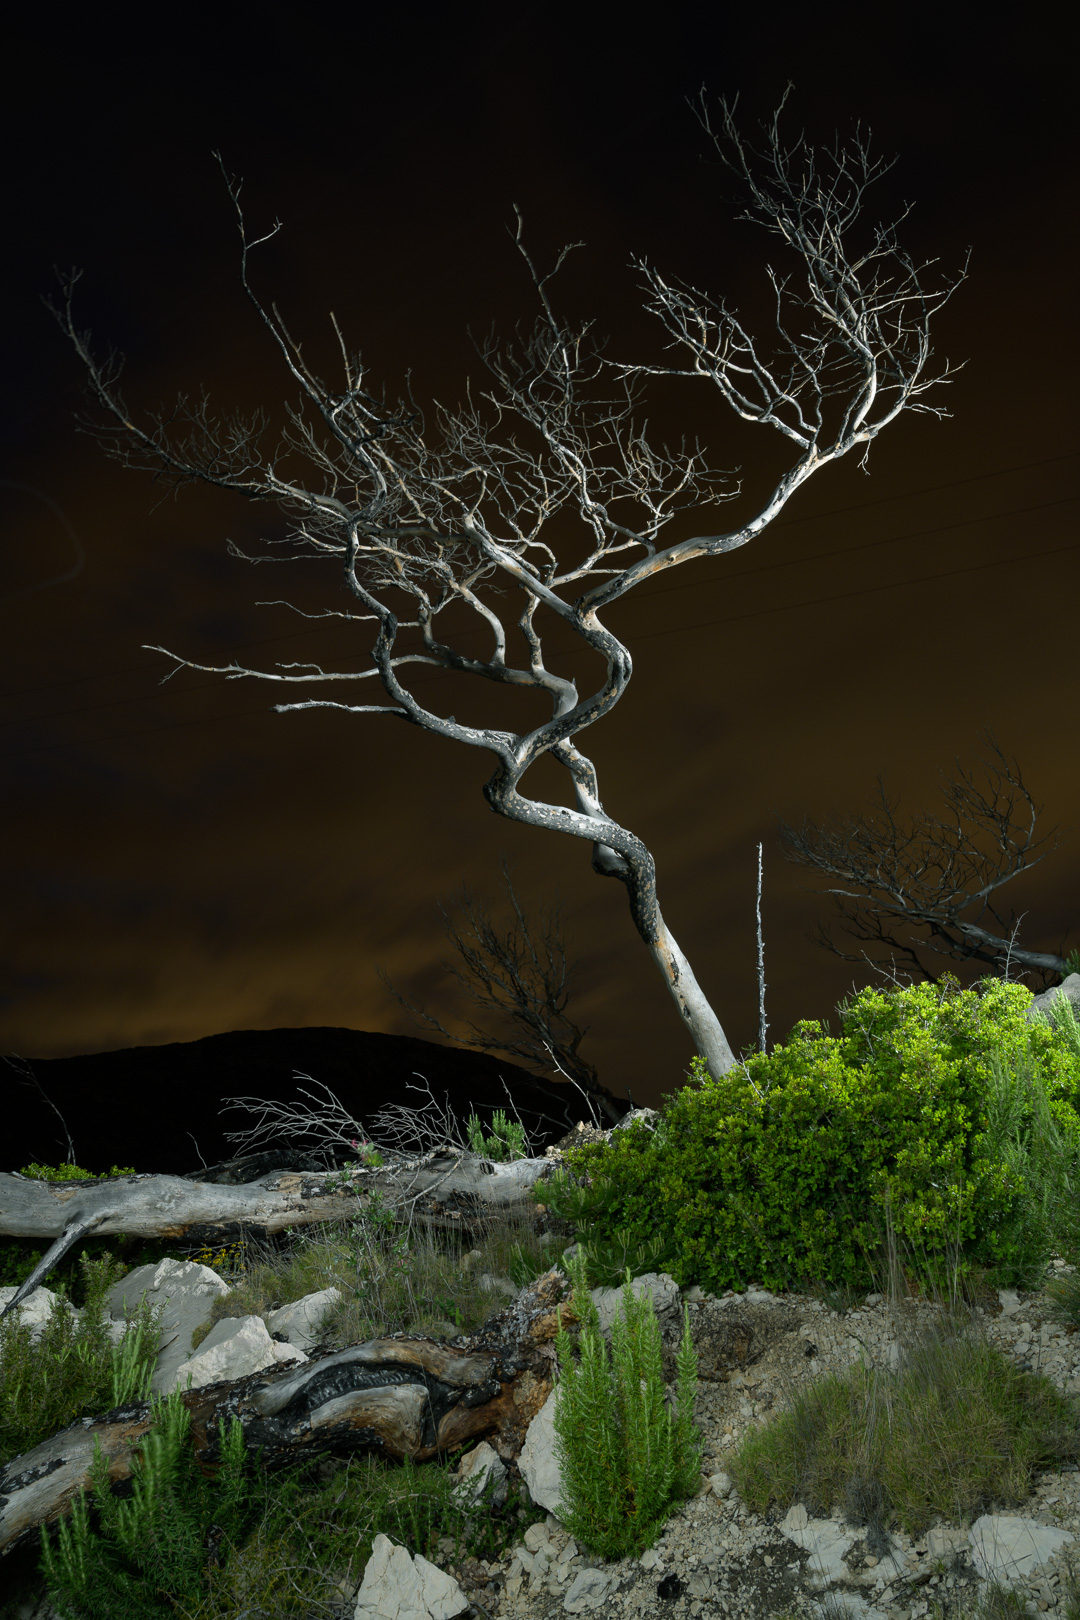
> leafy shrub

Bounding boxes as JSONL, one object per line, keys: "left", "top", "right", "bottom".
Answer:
{"left": 532, "top": 1143, "right": 677, "bottom": 1290}
{"left": 465, "top": 1108, "right": 527, "bottom": 1162}
{"left": 551, "top": 976, "right": 1080, "bottom": 1298}
{"left": 975, "top": 1005, "right": 1080, "bottom": 1283}
{"left": 567, "top": 1226, "right": 674, "bottom": 1291}
{"left": 0, "top": 1253, "right": 164, "bottom": 1466}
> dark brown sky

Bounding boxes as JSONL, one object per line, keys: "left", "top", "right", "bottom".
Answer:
{"left": 3, "top": 8, "right": 1077, "bottom": 1117}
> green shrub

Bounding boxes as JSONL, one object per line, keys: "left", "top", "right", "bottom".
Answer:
{"left": 551, "top": 975, "right": 1080, "bottom": 1298}
{"left": 550, "top": 1246, "right": 702, "bottom": 1560}
{"left": 976, "top": 1003, "right": 1080, "bottom": 1283}
{"left": 465, "top": 1109, "right": 527, "bottom": 1162}
{"left": 17, "top": 1163, "right": 138, "bottom": 1182}
{"left": 1, "top": 1253, "right": 164, "bottom": 1466}
{"left": 0, "top": 1234, "right": 179, "bottom": 1301}
{"left": 534, "top": 1134, "right": 679, "bottom": 1290}
{"left": 38, "top": 1384, "right": 261, "bottom": 1619}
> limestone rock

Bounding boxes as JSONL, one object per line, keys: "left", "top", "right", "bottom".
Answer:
{"left": 1025, "top": 971, "right": 1080, "bottom": 1038}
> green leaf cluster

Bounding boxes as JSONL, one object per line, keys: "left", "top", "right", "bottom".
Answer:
{"left": 532, "top": 1139, "right": 677, "bottom": 1290}
{"left": 38, "top": 1385, "right": 262, "bottom": 1619}
{"left": 546, "top": 976, "right": 1080, "bottom": 1298}
{"left": 550, "top": 1246, "right": 702, "bottom": 1561}
{"left": 17, "top": 1163, "right": 137, "bottom": 1182}
{"left": 465, "top": 1108, "right": 527, "bottom": 1161}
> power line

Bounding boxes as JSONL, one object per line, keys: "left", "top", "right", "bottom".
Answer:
{"left": 1, "top": 447, "right": 1075, "bottom": 703}
{"left": 5, "top": 486, "right": 1077, "bottom": 733}
{"left": 641, "top": 491, "right": 1077, "bottom": 606}
{"left": 9, "top": 523, "right": 1078, "bottom": 761}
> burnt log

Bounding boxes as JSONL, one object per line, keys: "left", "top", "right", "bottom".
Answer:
{"left": 0, "top": 1266, "right": 580, "bottom": 1562}
{"left": 0, "top": 1147, "right": 575, "bottom": 1318}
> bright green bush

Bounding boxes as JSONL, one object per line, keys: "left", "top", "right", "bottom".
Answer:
{"left": 17, "top": 1163, "right": 137, "bottom": 1182}
{"left": 535, "top": 1133, "right": 679, "bottom": 1290}
{"left": 553, "top": 975, "right": 1080, "bottom": 1298}
{"left": 465, "top": 1108, "right": 527, "bottom": 1162}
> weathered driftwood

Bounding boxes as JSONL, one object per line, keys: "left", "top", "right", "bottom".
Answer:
{"left": 0, "top": 1267, "right": 579, "bottom": 1561}
{"left": 0, "top": 1148, "right": 568, "bottom": 1319}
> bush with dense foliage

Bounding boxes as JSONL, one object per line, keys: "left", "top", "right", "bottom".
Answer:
{"left": 549, "top": 975, "right": 1080, "bottom": 1297}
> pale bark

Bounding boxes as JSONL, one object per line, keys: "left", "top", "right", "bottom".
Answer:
{"left": 0, "top": 1266, "right": 580, "bottom": 1562}
{"left": 52, "top": 87, "right": 968, "bottom": 1081}
{"left": 0, "top": 1150, "right": 566, "bottom": 1319}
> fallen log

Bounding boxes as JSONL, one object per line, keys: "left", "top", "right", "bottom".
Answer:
{"left": 0, "top": 1147, "right": 572, "bottom": 1318}
{"left": 0, "top": 1266, "right": 579, "bottom": 1562}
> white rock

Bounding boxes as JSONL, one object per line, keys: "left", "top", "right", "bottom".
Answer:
{"left": 352, "top": 1533, "right": 470, "bottom": 1619}
{"left": 171, "top": 1314, "right": 307, "bottom": 1391}
{"left": 0, "top": 1286, "right": 77, "bottom": 1345}
{"left": 968, "top": 1512, "right": 1074, "bottom": 1582}
{"left": 265, "top": 1285, "right": 342, "bottom": 1350}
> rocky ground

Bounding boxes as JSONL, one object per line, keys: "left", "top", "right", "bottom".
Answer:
{"left": 435, "top": 1263, "right": 1080, "bottom": 1620}
{"left": 8, "top": 1265, "right": 1080, "bottom": 1620}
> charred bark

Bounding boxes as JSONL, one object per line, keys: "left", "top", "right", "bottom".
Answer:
{"left": 0, "top": 1267, "right": 579, "bottom": 1561}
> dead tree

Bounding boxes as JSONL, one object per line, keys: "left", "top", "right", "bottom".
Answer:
{"left": 380, "top": 860, "right": 622, "bottom": 1124}
{"left": 0, "top": 1148, "right": 571, "bottom": 1320}
{"left": 775, "top": 730, "right": 1079, "bottom": 992}
{"left": 52, "top": 84, "right": 968, "bottom": 1080}
{"left": 0, "top": 1266, "right": 581, "bottom": 1562}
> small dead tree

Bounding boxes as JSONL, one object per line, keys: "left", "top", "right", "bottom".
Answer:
{"left": 379, "top": 859, "right": 622, "bottom": 1124}
{"left": 775, "top": 730, "right": 1079, "bottom": 992}
{"left": 53, "top": 85, "right": 968, "bottom": 1078}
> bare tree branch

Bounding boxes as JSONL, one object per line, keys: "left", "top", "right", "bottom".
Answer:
{"left": 51, "top": 88, "right": 969, "bottom": 1079}
{"left": 379, "top": 860, "right": 623, "bottom": 1124}
{"left": 216, "top": 1066, "right": 611, "bottom": 1171}
{"left": 775, "top": 730, "right": 1078, "bottom": 992}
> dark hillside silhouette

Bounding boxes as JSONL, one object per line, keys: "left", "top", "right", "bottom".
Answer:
{"left": 5, "top": 1027, "right": 630, "bottom": 1179}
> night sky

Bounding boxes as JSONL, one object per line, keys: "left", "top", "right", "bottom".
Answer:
{"left": 3, "top": 9, "right": 1077, "bottom": 1121}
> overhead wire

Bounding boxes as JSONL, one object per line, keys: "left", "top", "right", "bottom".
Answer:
{"left": 1, "top": 448, "right": 1076, "bottom": 704}
{"left": 5, "top": 459, "right": 1077, "bottom": 759}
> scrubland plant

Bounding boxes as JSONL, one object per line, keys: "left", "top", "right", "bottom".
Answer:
{"left": 17, "top": 1163, "right": 138, "bottom": 1182}
{"left": 532, "top": 1159, "right": 674, "bottom": 1288}
{"left": 8, "top": 974, "right": 1080, "bottom": 1617}
{"left": 465, "top": 1107, "right": 527, "bottom": 1162}
{"left": 550, "top": 1244, "right": 702, "bottom": 1561}
{"left": 976, "top": 983, "right": 1080, "bottom": 1288}
{"left": 722, "top": 1179, "right": 1080, "bottom": 1604}
{"left": 547, "top": 974, "right": 1080, "bottom": 1303}
{"left": 38, "top": 1385, "right": 259, "bottom": 1619}
{"left": 0, "top": 1252, "right": 164, "bottom": 1465}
